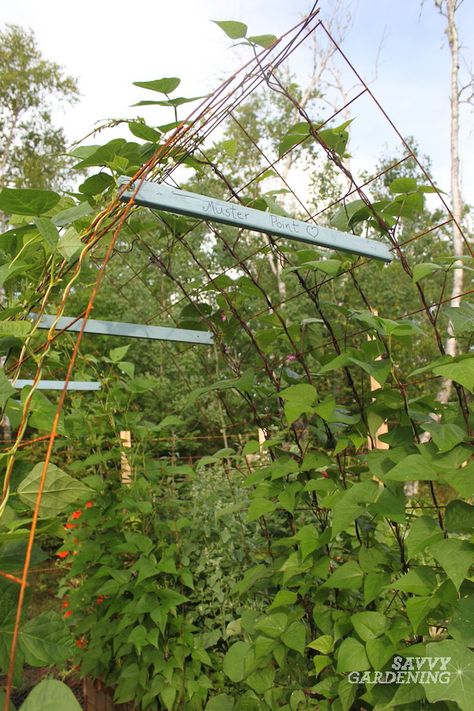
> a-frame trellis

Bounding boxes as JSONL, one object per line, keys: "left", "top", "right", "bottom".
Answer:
{"left": 1, "top": 2, "right": 472, "bottom": 707}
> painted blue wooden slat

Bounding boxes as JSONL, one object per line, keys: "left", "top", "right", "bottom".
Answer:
{"left": 119, "top": 177, "right": 392, "bottom": 263}
{"left": 13, "top": 380, "right": 101, "bottom": 391}
{"left": 32, "top": 314, "right": 213, "bottom": 345}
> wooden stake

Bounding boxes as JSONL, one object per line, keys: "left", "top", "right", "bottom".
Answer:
{"left": 368, "top": 374, "right": 389, "bottom": 450}
{"left": 120, "top": 430, "right": 132, "bottom": 485}
{"left": 368, "top": 311, "right": 389, "bottom": 450}
{"left": 244, "top": 428, "right": 268, "bottom": 469}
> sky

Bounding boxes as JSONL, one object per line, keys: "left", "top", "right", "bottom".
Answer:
{"left": 1, "top": 0, "right": 474, "bottom": 202}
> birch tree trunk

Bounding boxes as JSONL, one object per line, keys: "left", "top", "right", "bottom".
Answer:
{"left": 435, "top": 0, "right": 466, "bottom": 403}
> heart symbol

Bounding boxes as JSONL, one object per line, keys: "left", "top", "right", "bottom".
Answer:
{"left": 305, "top": 224, "right": 319, "bottom": 238}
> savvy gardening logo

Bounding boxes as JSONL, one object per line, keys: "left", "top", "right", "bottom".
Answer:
{"left": 348, "top": 655, "right": 452, "bottom": 685}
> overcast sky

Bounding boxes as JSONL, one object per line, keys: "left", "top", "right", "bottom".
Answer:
{"left": 2, "top": 0, "right": 473, "bottom": 201}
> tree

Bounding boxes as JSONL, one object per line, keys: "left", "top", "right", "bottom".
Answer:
{"left": 0, "top": 24, "right": 78, "bottom": 193}
{"left": 0, "top": 24, "right": 79, "bottom": 443}
{"left": 433, "top": 0, "right": 473, "bottom": 400}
